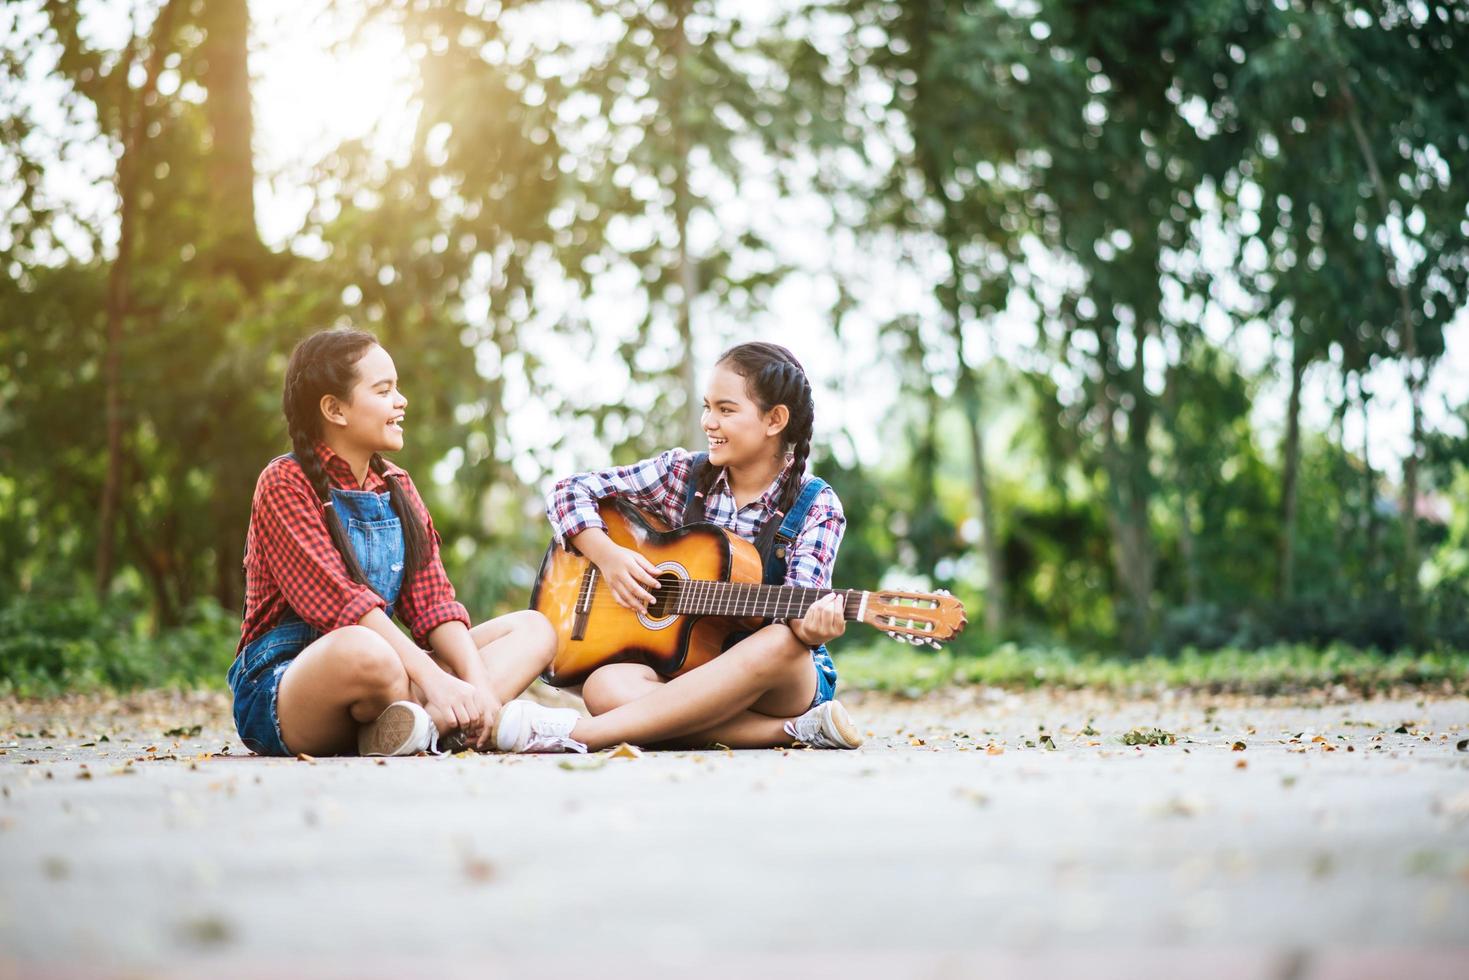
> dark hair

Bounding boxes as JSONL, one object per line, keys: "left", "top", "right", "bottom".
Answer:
{"left": 281, "top": 329, "right": 429, "bottom": 592}
{"left": 693, "top": 341, "right": 815, "bottom": 518}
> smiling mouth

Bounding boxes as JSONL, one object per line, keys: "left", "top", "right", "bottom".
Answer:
{"left": 388, "top": 417, "right": 405, "bottom": 431}
{"left": 707, "top": 436, "right": 727, "bottom": 447}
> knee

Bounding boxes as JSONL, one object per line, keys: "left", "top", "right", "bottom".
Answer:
{"left": 328, "top": 626, "right": 404, "bottom": 692}
{"left": 582, "top": 664, "right": 653, "bottom": 716}
{"left": 521, "top": 610, "right": 559, "bottom": 667}
{"left": 745, "top": 625, "right": 811, "bottom": 675}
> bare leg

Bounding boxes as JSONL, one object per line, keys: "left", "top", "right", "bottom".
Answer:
{"left": 582, "top": 662, "right": 796, "bottom": 749}
{"left": 568, "top": 624, "right": 817, "bottom": 750}
{"left": 466, "top": 610, "right": 559, "bottom": 705}
{"left": 275, "top": 625, "right": 413, "bottom": 756}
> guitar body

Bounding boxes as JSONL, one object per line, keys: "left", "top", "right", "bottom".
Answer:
{"left": 532, "top": 499, "right": 766, "bottom": 687}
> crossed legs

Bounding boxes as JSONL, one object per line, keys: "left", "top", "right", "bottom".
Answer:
{"left": 569, "top": 624, "right": 817, "bottom": 750}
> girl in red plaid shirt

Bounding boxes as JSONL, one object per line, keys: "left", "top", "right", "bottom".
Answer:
{"left": 492, "top": 342, "right": 864, "bottom": 753}
{"left": 230, "top": 329, "right": 556, "bottom": 757}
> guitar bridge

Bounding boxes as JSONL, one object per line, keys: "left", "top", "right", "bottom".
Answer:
{"left": 572, "top": 565, "right": 598, "bottom": 641}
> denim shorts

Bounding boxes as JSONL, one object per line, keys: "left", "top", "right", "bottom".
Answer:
{"left": 227, "top": 618, "right": 319, "bottom": 757}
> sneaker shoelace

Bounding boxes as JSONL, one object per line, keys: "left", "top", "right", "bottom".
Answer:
{"left": 524, "top": 713, "right": 587, "bottom": 753}
{"left": 784, "top": 711, "right": 835, "bottom": 749}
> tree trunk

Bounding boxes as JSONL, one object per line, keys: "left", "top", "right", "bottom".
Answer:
{"left": 200, "top": 0, "right": 264, "bottom": 611}
{"left": 670, "top": 0, "right": 702, "bottom": 449}
{"left": 96, "top": 136, "right": 134, "bottom": 593}
{"left": 96, "top": 0, "right": 182, "bottom": 594}
{"left": 1360, "top": 383, "right": 1379, "bottom": 585}
{"left": 199, "top": 0, "right": 263, "bottom": 283}
{"left": 931, "top": 191, "right": 1006, "bottom": 636}
{"left": 1097, "top": 326, "right": 1156, "bottom": 655}
{"left": 1277, "top": 337, "right": 1305, "bottom": 601}
{"left": 1162, "top": 357, "right": 1200, "bottom": 606}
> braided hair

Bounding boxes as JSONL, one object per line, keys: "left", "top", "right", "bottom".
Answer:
{"left": 692, "top": 342, "right": 815, "bottom": 520}
{"left": 281, "top": 329, "right": 430, "bottom": 592}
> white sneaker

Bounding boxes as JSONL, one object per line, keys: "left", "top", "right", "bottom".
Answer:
{"left": 358, "top": 701, "right": 439, "bottom": 757}
{"left": 784, "top": 700, "right": 863, "bottom": 750}
{"left": 493, "top": 700, "right": 588, "bottom": 754}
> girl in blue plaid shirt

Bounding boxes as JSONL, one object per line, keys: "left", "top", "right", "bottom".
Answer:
{"left": 493, "top": 342, "right": 863, "bottom": 753}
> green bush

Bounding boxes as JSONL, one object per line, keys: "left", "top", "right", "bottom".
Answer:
{"left": 0, "top": 596, "right": 239, "bottom": 697}
{"left": 833, "top": 641, "right": 1469, "bottom": 696}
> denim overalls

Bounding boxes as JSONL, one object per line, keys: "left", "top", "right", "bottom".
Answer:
{"left": 683, "top": 455, "right": 839, "bottom": 710}
{"left": 228, "top": 472, "right": 408, "bottom": 756}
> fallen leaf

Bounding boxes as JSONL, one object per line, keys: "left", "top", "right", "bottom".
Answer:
{"left": 1456, "top": 739, "right": 1468, "bottom": 753}
{"left": 463, "top": 855, "right": 496, "bottom": 883}
{"left": 608, "top": 743, "right": 642, "bottom": 760}
{"left": 986, "top": 744, "right": 1004, "bottom": 756}
{"left": 1235, "top": 758, "right": 1248, "bottom": 770}
{"left": 164, "top": 725, "right": 203, "bottom": 739}
{"left": 559, "top": 756, "right": 609, "bottom": 772}
{"left": 1123, "top": 727, "right": 1177, "bottom": 746}
{"left": 295, "top": 752, "right": 316, "bottom": 764}
{"left": 1232, "top": 741, "right": 1247, "bottom": 751}
{"left": 176, "top": 915, "right": 232, "bottom": 947}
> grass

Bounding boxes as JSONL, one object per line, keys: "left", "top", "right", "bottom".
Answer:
{"left": 832, "top": 642, "right": 1469, "bottom": 697}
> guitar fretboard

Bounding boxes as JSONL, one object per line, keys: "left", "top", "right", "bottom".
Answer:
{"left": 667, "top": 582, "right": 863, "bottom": 621}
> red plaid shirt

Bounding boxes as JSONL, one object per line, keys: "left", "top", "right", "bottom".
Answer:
{"left": 237, "top": 444, "right": 469, "bottom": 653}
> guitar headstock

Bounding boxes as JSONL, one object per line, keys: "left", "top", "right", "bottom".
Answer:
{"left": 859, "top": 589, "right": 968, "bottom": 647}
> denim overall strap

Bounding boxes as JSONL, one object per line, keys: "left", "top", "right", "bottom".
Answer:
{"left": 328, "top": 486, "right": 407, "bottom": 609}
{"left": 761, "top": 476, "right": 829, "bottom": 586}
{"left": 284, "top": 452, "right": 407, "bottom": 610}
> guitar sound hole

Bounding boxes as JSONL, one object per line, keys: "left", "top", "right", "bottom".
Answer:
{"left": 646, "top": 573, "right": 682, "bottom": 619}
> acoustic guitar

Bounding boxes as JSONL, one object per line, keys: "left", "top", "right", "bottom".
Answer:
{"left": 531, "top": 498, "right": 968, "bottom": 687}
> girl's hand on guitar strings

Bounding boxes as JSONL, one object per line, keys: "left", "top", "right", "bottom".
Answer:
{"left": 791, "top": 592, "right": 846, "bottom": 647}
{"left": 598, "top": 545, "right": 663, "bottom": 611}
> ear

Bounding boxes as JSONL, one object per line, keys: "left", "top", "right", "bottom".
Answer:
{"left": 319, "top": 393, "right": 348, "bottom": 428}
{"left": 764, "top": 404, "right": 790, "bottom": 438}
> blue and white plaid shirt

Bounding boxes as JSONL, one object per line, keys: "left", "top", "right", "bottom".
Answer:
{"left": 546, "top": 447, "right": 846, "bottom": 590}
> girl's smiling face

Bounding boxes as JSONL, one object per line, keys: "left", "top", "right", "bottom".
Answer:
{"left": 322, "top": 343, "right": 407, "bottom": 453}
{"left": 701, "top": 363, "right": 789, "bottom": 467}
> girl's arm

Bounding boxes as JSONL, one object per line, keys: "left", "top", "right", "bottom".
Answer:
{"left": 546, "top": 448, "right": 695, "bottom": 549}
{"left": 390, "top": 470, "right": 472, "bottom": 647}
{"left": 387, "top": 470, "right": 496, "bottom": 741}
{"left": 358, "top": 608, "right": 478, "bottom": 735}
{"left": 781, "top": 487, "right": 848, "bottom": 647}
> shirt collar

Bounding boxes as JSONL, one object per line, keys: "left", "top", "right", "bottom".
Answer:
{"left": 313, "top": 442, "right": 395, "bottom": 493}
{"left": 710, "top": 457, "right": 794, "bottom": 514}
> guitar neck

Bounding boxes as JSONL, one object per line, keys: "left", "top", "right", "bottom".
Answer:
{"left": 671, "top": 582, "right": 864, "bottom": 621}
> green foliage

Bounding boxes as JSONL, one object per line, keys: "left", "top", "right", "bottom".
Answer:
{"left": 835, "top": 642, "right": 1469, "bottom": 697}
{"left": 4, "top": 0, "right": 1469, "bottom": 690}
{"left": 0, "top": 596, "right": 239, "bottom": 697}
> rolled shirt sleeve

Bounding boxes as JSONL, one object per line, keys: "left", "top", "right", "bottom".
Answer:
{"left": 782, "top": 486, "right": 846, "bottom": 590}
{"left": 389, "top": 470, "right": 472, "bottom": 647}
{"left": 545, "top": 448, "right": 694, "bottom": 547}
